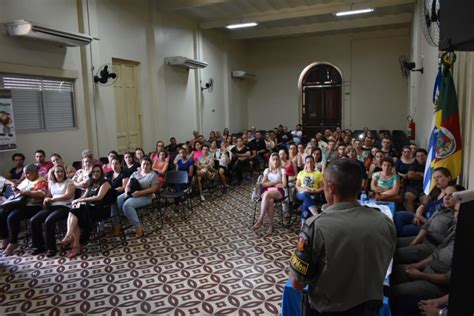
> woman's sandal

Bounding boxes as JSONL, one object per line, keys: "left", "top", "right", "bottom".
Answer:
{"left": 58, "top": 235, "right": 74, "bottom": 247}
{"left": 66, "top": 247, "right": 81, "bottom": 259}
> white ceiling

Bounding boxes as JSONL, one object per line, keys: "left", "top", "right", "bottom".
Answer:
{"left": 156, "top": 0, "right": 415, "bottom": 39}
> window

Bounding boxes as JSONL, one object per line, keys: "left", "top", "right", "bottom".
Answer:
{"left": 0, "top": 74, "right": 76, "bottom": 132}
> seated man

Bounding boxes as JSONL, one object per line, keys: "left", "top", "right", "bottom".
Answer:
{"left": 230, "top": 137, "right": 251, "bottom": 185}
{"left": 394, "top": 185, "right": 462, "bottom": 264}
{"left": 389, "top": 205, "right": 458, "bottom": 316}
{"left": 35, "top": 149, "right": 54, "bottom": 178}
{"left": 404, "top": 149, "right": 427, "bottom": 212}
{"left": 380, "top": 137, "right": 399, "bottom": 160}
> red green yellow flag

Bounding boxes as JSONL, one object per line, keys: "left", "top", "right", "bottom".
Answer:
{"left": 432, "top": 53, "right": 462, "bottom": 180}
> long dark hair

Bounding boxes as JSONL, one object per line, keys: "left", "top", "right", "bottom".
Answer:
{"left": 88, "top": 164, "right": 107, "bottom": 188}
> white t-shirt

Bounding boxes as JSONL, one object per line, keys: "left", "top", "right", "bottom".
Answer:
{"left": 214, "top": 150, "right": 232, "bottom": 167}
{"left": 49, "top": 179, "right": 74, "bottom": 206}
{"left": 291, "top": 130, "right": 303, "bottom": 144}
{"left": 263, "top": 168, "right": 286, "bottom": 183}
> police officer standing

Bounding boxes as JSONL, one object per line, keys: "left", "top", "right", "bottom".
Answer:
{"left": 289, "top": 159, "right": 396, "bottom": 315}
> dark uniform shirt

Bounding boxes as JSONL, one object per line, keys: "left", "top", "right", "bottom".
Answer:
{"left": 422, "top": 206, "right": 455, "bottom": 246}
{"left": 290, "top": 201, "right": 396, "bottom": 312}
{"left": 428, "top": 224, "right": 456, "bottom": 282}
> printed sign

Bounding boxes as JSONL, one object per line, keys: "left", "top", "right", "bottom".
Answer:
{"left": 0, "top": 89, "right": 17, "bottom": 151}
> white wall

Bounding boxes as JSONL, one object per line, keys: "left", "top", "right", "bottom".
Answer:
{"left": 246, "top": 29, "right": 410, "bottom": 131}
{"left": 0, "top": 0, "right": 89, "bottom": 169}
{"left": 0, "top": 0, "right": 249, "bottom": 176}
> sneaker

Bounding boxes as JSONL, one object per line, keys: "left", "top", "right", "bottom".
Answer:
{"left": 200, "top": 195, "right": 206, "bottom": 202}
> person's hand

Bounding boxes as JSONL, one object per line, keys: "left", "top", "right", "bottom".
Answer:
{"left": 412, "top": 215, "right": 422, "bottom": 225}
{"left": 405, "top": 267, "right": 423, "bottom": 280}
{"left": 406, "top": 262, "right": 422, "bottom": 271}
{"left": 418, "top": 298, "right": 443, "bottom": 309}
{"left": 43, "top": 197, "right": 52, "bottom": 206}
{"left": 132, "top": 190, "right": 142, "bottom": 197}
{"left": 418, "top": 300, "right": 442, "bottom": 316}
{"left": 71, "top": 199, "right": 81, "bottom": 208}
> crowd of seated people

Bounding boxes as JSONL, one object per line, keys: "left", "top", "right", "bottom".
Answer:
{"left": 0, "top": 124, "right": 465, "bottom": 313}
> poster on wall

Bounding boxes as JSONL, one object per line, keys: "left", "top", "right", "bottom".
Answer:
{"left": 0, "top": 89, "right": 17, "bottom": 151}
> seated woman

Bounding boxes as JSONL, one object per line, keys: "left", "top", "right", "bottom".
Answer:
{"left": 1, "top": 164, "right": 48, "bottom": 255}
{"left": 72, "top": 156, "right": 93, "bottom": 191}
{"left": 252, "top": 153, "right": 287, "bottom": 236}
{"left": 150, "top": 140, "right": 166, "bottom": 162}
{"left": 296, "top": 143, "right": 305, "bottom": 170}
{"left": 311, "top": 147, "right": 324, "bottom": 172}
{"left": 195, "top": 144, "right": 216, "bottom": 201}
{"left": 107, "top": 158, "right": 128, "bottom": 237}
{"left": 122, "top": 151, "right": 140, "bottom": 177}
{"left": 295, "top": 156, "right": 324, "bottom": 225}
{"left": 192, "top": 141, "right": 203, "bottom": 163}
{"left": 209, "top": 140, "right": 218, "bottom": 155}
{"left": 214, "top": 141, "right": 231, "bottom": 193}
{"left": 394, "top": 184, "right": 463, "bottom": 264}
{"left": 114, "top": 157, "right": 159, "bottom": 239}
{"left": 371, "top": 157, "right": 400, "bottom": 201}
{"left": 368, "top": 151, "right": 385, "bottom": 192}
{"left": 7, "top": 153, "right": 25, "bottom": 184}
{"left": 134, "top": 148, "right": 145, "bottom": 164}
{"left": 280, "top": 149, "right": 297, "bottom": 209}
{"left": 49, "top": 153, "right": 76, "bottom": 179}
{"left": 395, "top": 146, "right": 414, "bottom": 185}
{"left": 394, "top": 167, "right": 452, "bottom": 237}
{"left": 30, "top": 165, "right": 75, "bottom": 256}
{"left": 59, "top": 165, "right": 113, "bottom": 258}
{"left": 102, "top": 150, "right": 118, "bottom": 175}
{"left": 152, "top": 150, "right": 168, "bottom": 188}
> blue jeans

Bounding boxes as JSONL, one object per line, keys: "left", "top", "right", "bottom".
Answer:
{"left": 393, "top": 211, "right": 420, "bottom": 237}
{"left": 114, "top": 193, "right": 152, "bottom": 228}
{"left": 296, "top": 191, "right": 316, "bottom": 222}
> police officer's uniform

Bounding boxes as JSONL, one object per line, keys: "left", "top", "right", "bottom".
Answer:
{"left": 290, "top": 201, "right": 396, "bottom": 315}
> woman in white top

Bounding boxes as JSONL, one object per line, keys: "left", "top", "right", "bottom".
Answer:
{"left": 252, "top": 153, "right": 287, "bottom": 236}
{"left": 114, "top": 157, "right": 159, "bottom": 239}
{"left": 30, "top": 165, "right": 75, "bottom": 257}
{"left": 196, "top": 144, "right": 216, "bottom": 201}
{"left": 72, "top": 156, "right": 93, "bottom": 190}
{"left": 214, "top": 141, "right": 232, "bottom": 193}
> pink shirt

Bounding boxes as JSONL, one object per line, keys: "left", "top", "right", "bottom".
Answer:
{"left": 38, "top": 161, "right": 54, "bottom": 178}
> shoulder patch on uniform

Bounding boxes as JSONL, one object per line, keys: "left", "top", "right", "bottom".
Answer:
{"left": 290, "top": 252, "right": 309, "bottom": 275}
{"left": 296, "top": 232, "right": 309, "bottom": 251}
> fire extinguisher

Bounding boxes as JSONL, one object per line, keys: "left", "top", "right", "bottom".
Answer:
{"left": 407, "top": 115, "right": 416, "bottom": 140}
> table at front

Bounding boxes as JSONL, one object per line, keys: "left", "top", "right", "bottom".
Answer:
{"left": 281, "top": 279, "right": 391, "bottom": 316}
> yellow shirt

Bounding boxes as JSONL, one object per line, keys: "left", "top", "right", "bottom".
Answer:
{"left": 297, "top": 170, "right": 323, "bottom": 190}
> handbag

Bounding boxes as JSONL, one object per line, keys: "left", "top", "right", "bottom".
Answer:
{"left": 251, "top": 175, "right": 263, "bottom": 201}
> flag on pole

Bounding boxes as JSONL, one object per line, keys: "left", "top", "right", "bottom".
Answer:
{"left": 423, "top": 53, "right": 462, "bottom": 194}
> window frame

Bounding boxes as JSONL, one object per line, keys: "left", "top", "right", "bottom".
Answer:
{"left": 0, "top": 72, "right": 77, "bottom": 133}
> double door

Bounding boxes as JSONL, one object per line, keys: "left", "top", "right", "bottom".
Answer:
{"left": 302, "top": 85, "right": 341, "bottom": 136}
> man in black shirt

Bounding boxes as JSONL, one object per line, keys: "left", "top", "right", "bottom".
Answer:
{"left": 277, "top": 126, "right": 293, "bottom": 150}
{"left": 404, "top": 148, "right": 427, "bottom": 212}
{"left": 230, "top": 137, "right": 251, "bottom": 185}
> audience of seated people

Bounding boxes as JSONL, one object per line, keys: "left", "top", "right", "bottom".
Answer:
{"left": 0, "top": 125, "right": 465, "bottom": 315}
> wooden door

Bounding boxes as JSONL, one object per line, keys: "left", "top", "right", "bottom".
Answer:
{"left": 113, "top": 59, "right": 142, "bottom": 153}
{"left": 302, "top": 85, "right": 341, "bottom": 136}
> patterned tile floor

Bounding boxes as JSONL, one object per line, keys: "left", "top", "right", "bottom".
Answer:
{"left": 0, "top": 184, "right": 300, "bottom": 315}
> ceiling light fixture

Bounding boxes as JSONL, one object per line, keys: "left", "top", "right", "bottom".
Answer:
{"left": 335, "top": 8, "right": 374, "bottom": 16}
{"left": 226, "top": 22, "right": 258, "bottom": 29}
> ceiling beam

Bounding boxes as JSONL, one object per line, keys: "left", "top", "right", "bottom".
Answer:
{"left": 200, "top": 0, "right": 414, "bottom": 29}
{"left": 230, "top": 12, "right": 412, "bottom": 39}
{"left": 155, "top": 0, "right": 231, "bottom": 11}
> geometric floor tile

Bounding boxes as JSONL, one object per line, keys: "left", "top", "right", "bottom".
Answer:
{"left": 0, "top": 184, "right": 300, "bottom": 315}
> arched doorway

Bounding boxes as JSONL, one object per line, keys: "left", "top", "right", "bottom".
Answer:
{"left": 299, "top": 62, "right": 343, "bottom": 137}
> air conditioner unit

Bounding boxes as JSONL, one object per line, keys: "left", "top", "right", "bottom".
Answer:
{"left": 164, "top": 56, "right": 208, "bottom": 69}
{"left": 231, "top": 70, "right": 256, "bottom": 79}
{"left": 5, "top": 20, "right": 93, "bottom": 47}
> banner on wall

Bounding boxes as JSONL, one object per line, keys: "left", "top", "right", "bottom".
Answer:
{"left": 0, "top": 89, "right": 17, "bottom": 151}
